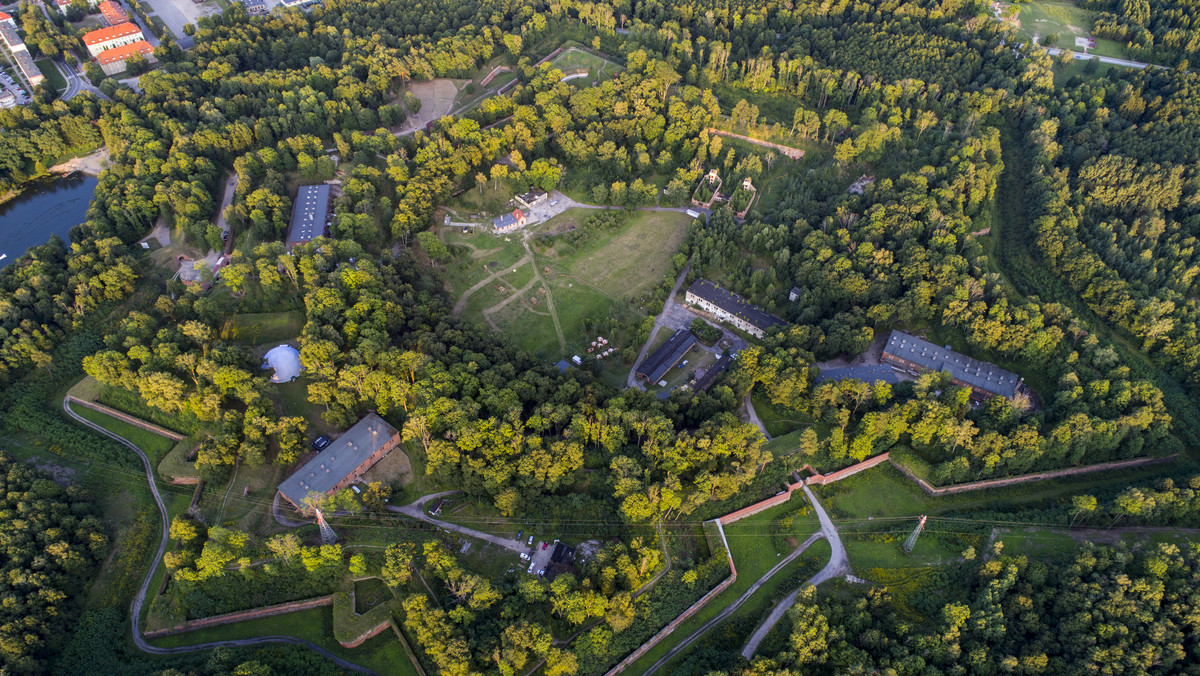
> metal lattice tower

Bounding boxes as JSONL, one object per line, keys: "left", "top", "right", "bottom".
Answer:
{"left": 315, "top": 508, "right": 339, "bottom": 545}
{"left": 903, "top": 515, "right": 927, "bottom": 554}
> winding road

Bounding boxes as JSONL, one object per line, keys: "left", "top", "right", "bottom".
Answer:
{"left": 740, "top": 484, "right": 849, "bottom": 658}
{"left": 642, "top": 531, "right": 822, "bottom": 676}
{"left": 62, "top": 397, "right": 376, "bottom": 674}
{"left": 386, "top": 490, "right": 533, "bottom": 555}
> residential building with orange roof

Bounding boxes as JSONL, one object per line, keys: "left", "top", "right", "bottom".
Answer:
{"left": 98, "top": 1, "right": 129, "bottom": 26}
{"left": 82, "top": 22, "right": 144, "bottom": 57}
{"left": 95, "top": 39, "right": 154, "bottom": 75}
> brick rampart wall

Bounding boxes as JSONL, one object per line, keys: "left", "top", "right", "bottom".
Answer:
{"left": 603, "top": 520, "right": 736, "bottom": 676}
{"left": 142, "top": 595, "right": 333, "bottom": 637}
{"left": 803, "top": 452, "right": 891, "bottom": 485}
{"left": 339, "top": 617, "right": 392, "bottom": 648}
{"left": 890, "top": 454, "right": 1177, "bottom": 496}
{"left": 66, "top": 396, "right": 184, "bottom": 441}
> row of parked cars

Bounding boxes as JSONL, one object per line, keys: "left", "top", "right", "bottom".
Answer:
{"left": 0, "top": 71, "right": 30, "bottom": 105}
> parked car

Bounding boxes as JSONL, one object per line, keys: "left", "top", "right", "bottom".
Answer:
{"left": 516, "top": 530, "right": 524, "bottom": 541}
{"left": 527, "top": 535, "right": 534, "bottom": 546}
{"left": 312, "top": 435, "right": 332, "bottom": 450}
{"left": 542, "top": 542, "right": 549, "bottom": 550}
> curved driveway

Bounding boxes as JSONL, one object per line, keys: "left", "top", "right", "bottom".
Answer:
{"left": 740, "top": 484, "right": 849, "bottom": 658}
{"left": 62, "top": 398, "right": 375, "bottom": 674}
{"left": 642, "top": 531, "right": 822, "bottom": 675}
{"left": 387, "top": 490, "right": 532, "bottom": 555}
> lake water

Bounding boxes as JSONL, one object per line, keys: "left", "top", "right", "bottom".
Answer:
{"left": 0, "top": 175, "right": 99, "bottom": 271}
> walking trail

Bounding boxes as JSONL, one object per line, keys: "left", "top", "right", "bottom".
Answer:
{"left": 386, "top": 490, "right": 533, "bottom": 555}
{"left": 61, "top": 397, "right": 376, "bottom": 674}
{"left": 452, "top": 252, "right": 532, "bottom": 316}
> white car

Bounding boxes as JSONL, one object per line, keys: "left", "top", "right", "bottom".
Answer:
{"left": 526, "top": 562, "right": 535, "bottom": 574}
{"left": 527, "top": 535, "right": 534, "bottom": 546}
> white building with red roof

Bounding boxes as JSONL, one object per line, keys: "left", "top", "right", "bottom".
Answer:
{"left": 95, "top": 39, "right": 154, "bottom": 75}
{"left": 82, "top": 22, "right": 144, "bottom": 58}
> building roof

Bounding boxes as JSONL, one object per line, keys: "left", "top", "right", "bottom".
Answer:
{"left": 278, "top": 413, "right": 397, "bottom": 506}
{"left": 240, "top": 0, "right": 266, "bottom": 7}
{"left": 693, "top": 352, "right": 733, "bottom": 391}
{"left": 11, "top": 49, "right": 41, "bottom": 82}
{"left": 0, "top": 21, "right": 22, "bottom": 49}
{"left": 518, "top": 187, "right": 547, "bottom": 202}
{"left": 687, "top": 279, "right": 785, "bottom": 334}
{"left": 882, "top": 330, "right": 1021, "bottom": 397}
{"left": 493, "top": 209, "right": 524, "bottom": 228}
{"left": 637, "top": 329, "right": 697, "bottom": 383}
{"left": 0, "top": 11, "right": 12, "bottom": 22}
{"left": 99, "top": 0, "right": 129, "bottom": 24}
{"left": 263, "top": 344, "right": 302, "bottom": 382}
{"left": 550, "top": 542, "right": 576, "bottom": 564}
{"left": 287, "top": 184, "right": 330, "bottom": 245}
{"left": 816, "top": 364, "right": 900, "bottom": 385}
{"left": 82, "top": 22, "right": 143, "bottom": 46}
{"left": 95, "top": 39, "right": 153, "bottom": 65}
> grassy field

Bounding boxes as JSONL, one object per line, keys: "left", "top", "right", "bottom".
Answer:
{"left": 221, "top": 310, "right": 304, "bottom": 345}
{"left": 549, "top": 47, "right": 624, "bottom": 85}
{"left": 439, "top": 209, "right": 691, "bottom": 361}
{"left": 750, "top": 392, "right": 809, "bottom": 438}
{"left": 149, "top": 605, "right": 417, "bottom": 676}
{"left": 1053, "top": 58, "right": 1117, "bottom": 86}
{"left": 72, "top": 406, "right": 177, "bottom": 463}
{"left": 35, "top": 59, "right": 66, "bottom": 93}
{"left": 1014, "top": 1, "right": 1125, "bottom": 58}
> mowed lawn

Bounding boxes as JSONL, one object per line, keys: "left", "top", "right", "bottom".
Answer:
{"left": 149, "top": 605, "right": 417, "bottom": 676}
{"left": 1016, "top": 1, "right": 1126, "bottom": 58}
{"left": 556, "top": 209, "right": 692, "bottom": 299}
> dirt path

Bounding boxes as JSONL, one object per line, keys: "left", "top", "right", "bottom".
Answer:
{"left": 452, "top": 253, "right": 532, "bottom": 316}
{"left": 386, "top": 491, "right": 532, "bottom": 555}
{"left": 743, "top": 392, "right": 772, "bottom": 441}
{"left": 482, "top": 276, "right": 539, "bottom": 318}
{"left": 522, "top": 234, "right": 565, "bottom": 353}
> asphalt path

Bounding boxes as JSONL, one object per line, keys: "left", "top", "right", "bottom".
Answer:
{"left": 743, "top": 392, "right": 772, "bottom": 441}
{"left": 642, "top": 531, "right": 822, "bottom": 676}
{"left": 1044, "top": 47, "right": 1161, "bottom": 70}
{"left": 61, "top": 397, "right": 375, "bottom": 674}
{"left": 387, "top": 490, "right": 533, "bottom": 555}
{"left": 740, "top": 484, "right": 849, "bottom": 658}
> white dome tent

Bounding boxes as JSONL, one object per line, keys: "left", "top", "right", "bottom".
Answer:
{"left": 263, "top": 344, "right": 303, "bottom": 383}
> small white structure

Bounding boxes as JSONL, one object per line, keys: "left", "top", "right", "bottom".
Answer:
{"left": 264, "top": 344, "right": 303, "bottom": 383}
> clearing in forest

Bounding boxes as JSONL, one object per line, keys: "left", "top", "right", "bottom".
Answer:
{"left": 1014, "top": 1, "right": 1125, "bottom": 58}
{"left": 549, "top": 47, "right": 623, "bottom": 85}
{"left": 440, "top": 209, "right": 691, "bottom": 359}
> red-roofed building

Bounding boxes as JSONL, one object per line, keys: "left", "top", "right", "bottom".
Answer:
{"left": 0, "top": 11, "right": 14, "bottom": 28}
{"left": 82, "top": 22, "right": 144, "bottom": 57}
{"left": 98, "top": 1, "right": 129, "bottom": 26}
{"left": 95, "top": 39, "right": 154, "bottom": 75}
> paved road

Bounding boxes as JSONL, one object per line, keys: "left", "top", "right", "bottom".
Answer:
{"left": 62, "top": 398, "right": 375, "bottom": 674}
{"left": 387, "top": 491, "right": 533, "bottom": 555}
{"left": 743, "top": 392, "right": 772, "bottom": 441}
{"left": 741, "top": 484, "right": 849, "bottom": 658}
{"left": 272, "top": 491, "right": 314, "bottom": 527}
{"left": 642, "top": 531, "right": 822, "bottom": 675}
{"left": 626, "top": 263, "right": 692, "bottom": 390}
{"left": 214, "top": 173, "right": 238, "bottom": 241}
{"left": 1043, "top": 47, "right": 1161, "bottom": 70}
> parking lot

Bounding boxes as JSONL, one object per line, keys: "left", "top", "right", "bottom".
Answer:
{"left": 140, "top": 0, "right": 221, "bottom": 47}
{"left": 527, "top": 539, "right": 556, "bottom": 575}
